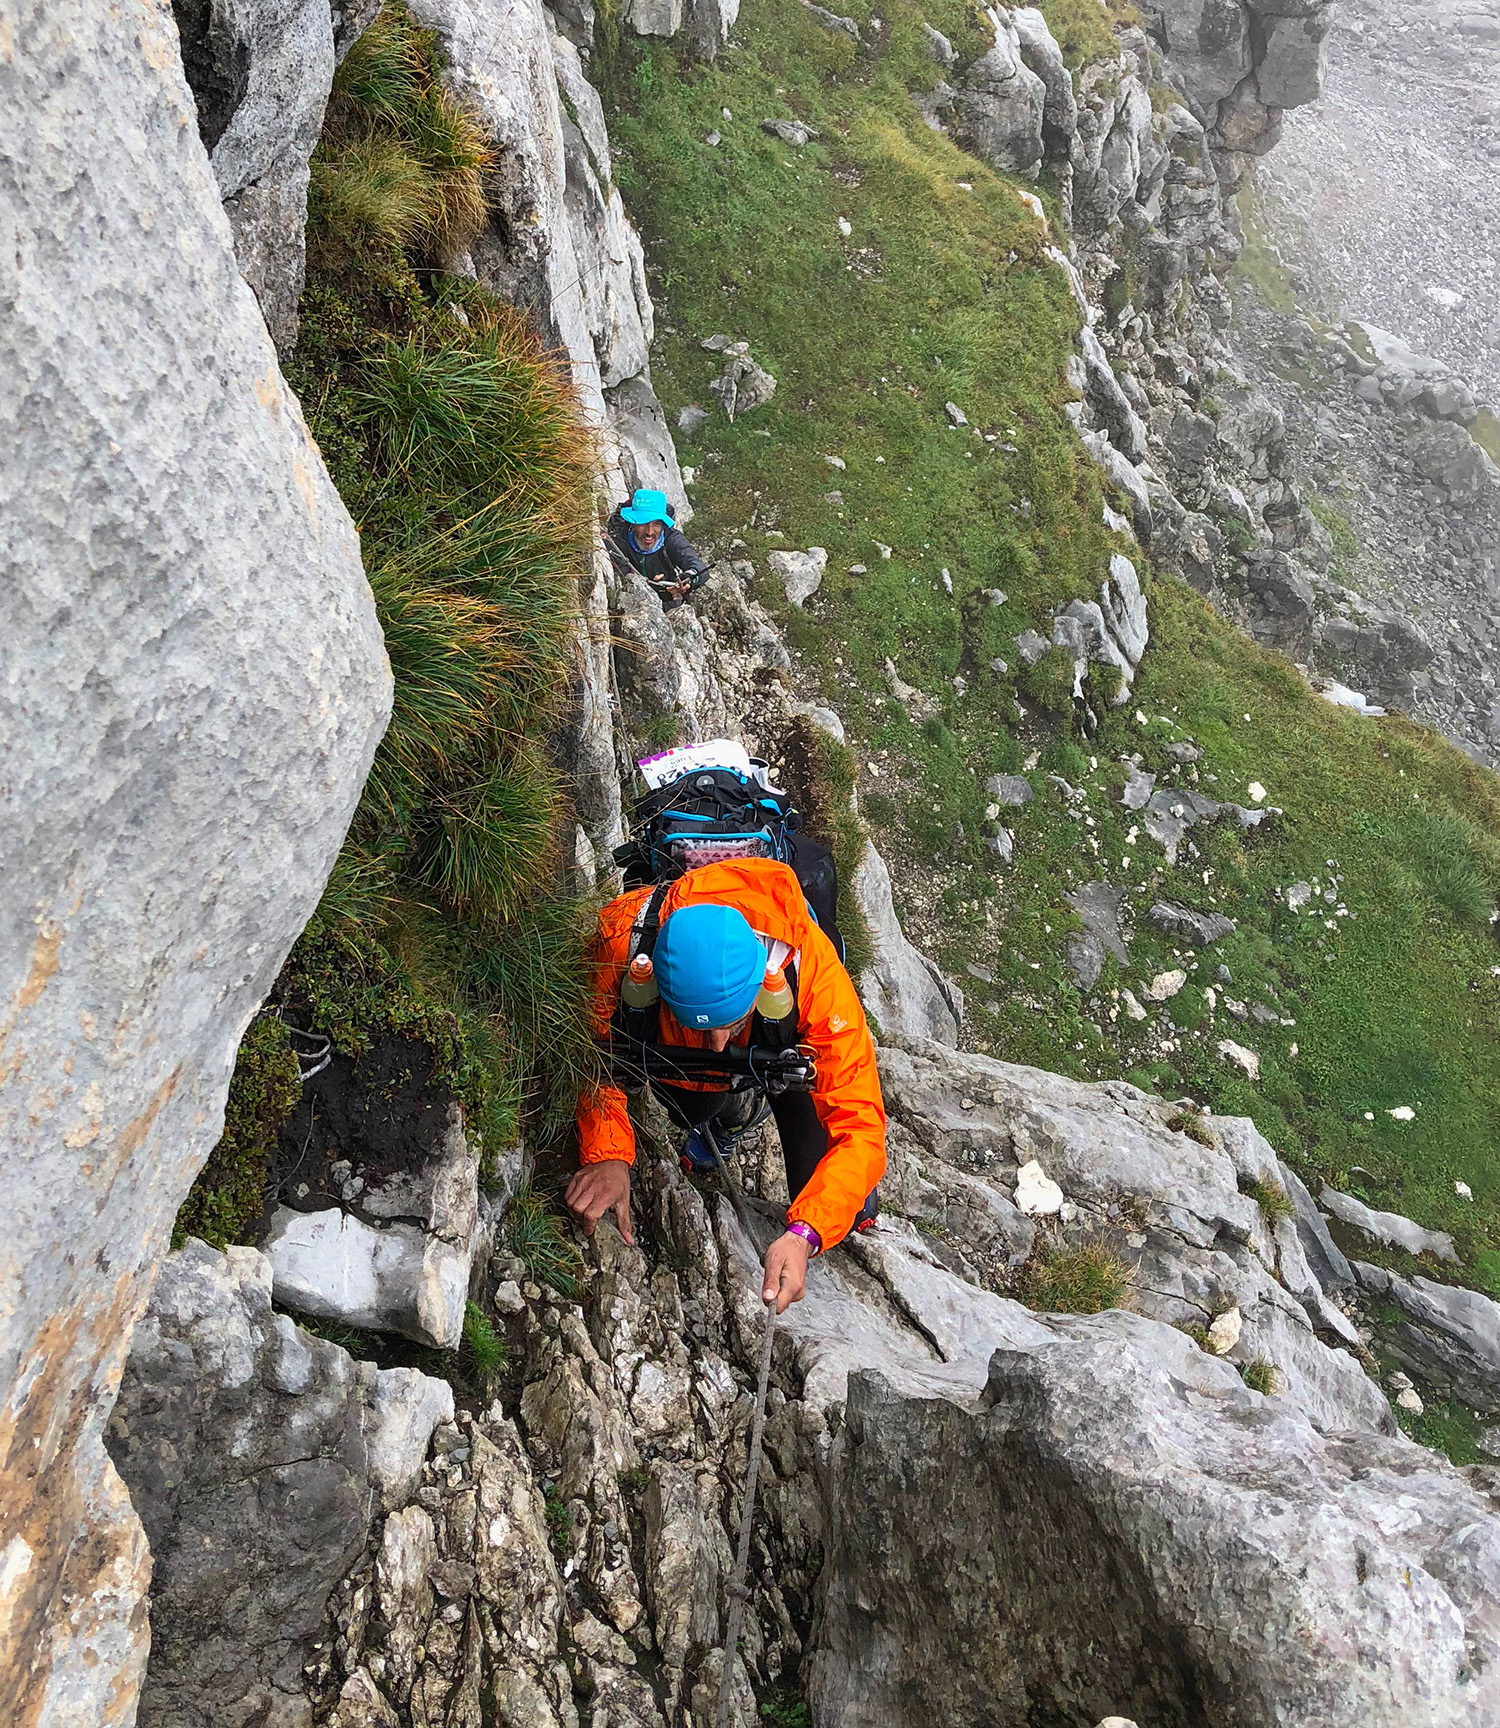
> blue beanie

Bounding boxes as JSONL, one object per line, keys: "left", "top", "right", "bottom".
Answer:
{"left": 655, "top": 903, "right": 765, "bottom": 1029}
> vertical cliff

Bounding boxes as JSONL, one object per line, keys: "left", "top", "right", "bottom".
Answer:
{"left": 0, "top": 2, "right": 391, "bottom": 1720}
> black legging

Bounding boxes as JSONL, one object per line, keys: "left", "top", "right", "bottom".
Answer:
{"left": 657, "top": 1083, "right": 876, "bottom": 1227}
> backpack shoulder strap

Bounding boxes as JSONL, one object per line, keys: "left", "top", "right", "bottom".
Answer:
{"left": 630, "top": 881, "right": 673, "bottom": 962}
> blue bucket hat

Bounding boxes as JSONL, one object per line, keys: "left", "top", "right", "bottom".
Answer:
{"left": 655, "top": 903, "right": 765, "bottom": 1029}
{"left": 621, "top": 486, "right": 675, "bottom": 527}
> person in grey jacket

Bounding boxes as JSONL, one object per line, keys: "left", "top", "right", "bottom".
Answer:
{"left": 606, "top": 488, "right": 709, "bottom": 610}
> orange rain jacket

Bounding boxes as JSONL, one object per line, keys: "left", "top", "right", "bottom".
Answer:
{"left": 577, "top": 857, "right": 886, "bottom": 1251}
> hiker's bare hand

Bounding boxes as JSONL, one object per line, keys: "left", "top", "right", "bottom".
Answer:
{"left": 565, "top": 1160, "right": 634, "bottom": 1245}
{"left": 762, "top": 1231, "right": 811, "bottom": 1313}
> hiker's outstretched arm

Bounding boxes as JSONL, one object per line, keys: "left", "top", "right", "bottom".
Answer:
{"left": 576, "top": 901, "right": 639, "bottom": 1170}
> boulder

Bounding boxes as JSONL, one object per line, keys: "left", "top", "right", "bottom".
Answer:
{"left": 1147, "top": 900, "right": 1237, "bottom": 945}
{"left": 954, "top": 8, "right": 1047, "bottom": 178}
{"left": 1407, "top": 419, "right": 1500, "bottom": 502}
{"left": 622, "top": 0, "right": 684, "bottom": 36}
{"left": 810, "top": 1332, "right": 1500, "bottom": 1725}
{"left": 768, "top": 546, "right": 828, "bottom": 607}
{"left": 687, "top": 0, "right": 740, "bottom": 59}
{"left": 805, "top": 3, "right": 861, "bottom": 42}
{"left": 1354, "top": 1262, "right": 1500, "bottom": 1416}
{"left": 1254, "top": 4, "right": 1334, "bottom": 109}
{"left": 1319, "top": 1186, "right": 1460, "bottom": 1265}
{"left": 0, "top": 6, "right": 389, "bottom": 1717}
{"left": 1066, "top": 881, "right": 1129, "bottom": 965}
{"left": 708, "top": 348, "right": 778, "bottom": 420}
{"left": 265, "top": 1102, "right": 480, "bottom": 1349}
{"left": 761, "top": 117, "right": 817, "bottom": 145}
{"left": 986, "top": 773, "right": 1035, "bottom": 807}
{"left": 108, "top": 1242, "right": 452, "bottom": 1728}
{"left": 923, "top": 21, "right": 956, "bottom": 65}
{"left": 851, "top": 842, "right": 964, "bottom": 1045}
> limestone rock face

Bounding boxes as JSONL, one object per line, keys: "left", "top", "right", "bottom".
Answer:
{"left": 408, "top": 0, "right": 652, "bottom": 425}
{"left": 876, "top": 1039, "right": 1392, "bottom": 1435}
{"left": 851, "top": 843, "right": 965, "bottom": 1047}
{"left": 174, "top": 0, "right": 343, "bottom": 351}
{"left": 264, "top": 1104, "right": 481, "bottom": 1349}
{"left": 1354, "top": 1262, "right": 1500, "bottom": 1416}
{"left": 810, "top": 1338, "right": 1500, "bottom": 1726}
{"left": 108, "top": 1243, "right": 453, "bottom": 1728}
{"left": 955, "top": 7, "right": 1048, "bottom": 178}
{"left": 0, "top": 5, "right": 390, "bottom": 1720}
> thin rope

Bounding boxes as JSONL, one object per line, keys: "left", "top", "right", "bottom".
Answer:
{"left": 716, "top": 1290, "right": 778, "bottom": 1728}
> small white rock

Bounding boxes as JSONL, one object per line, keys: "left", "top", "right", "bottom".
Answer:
{"left": 1387, "top": 1105, "right": 1415, "bottom": 1122}
{"left": 1121, "top": 989, "right": 1147, "bottom": 1022}
{"left": 1014, "top": 1159, "right": 1065, "bottom": 1217}
{"left": 1396, "top": 1387, "right": 1425, "bottom": 1415}
{"left": 1247, "top": 781, "right": 1267, "bottom": 804}
{"left": 1218, "top": 1039, "right": 1260, "bottom": 1080}
{"left": 837, "top": 216, "right": 852, "bottom": 236}
{"left": 1143, "top": 969, "right": 1187, "bottom": 1002}
{"left": 1206, "top": 1306, "right": 1242, "bottom": 1355}
{"left": 1456, "top": 1181, "right": 1474, "bottom": 1200}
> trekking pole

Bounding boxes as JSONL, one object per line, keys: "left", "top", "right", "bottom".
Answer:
{"left": 716, "top": 1287, "right": 779, "bottom": 1728}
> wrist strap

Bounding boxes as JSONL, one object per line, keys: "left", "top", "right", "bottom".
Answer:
{"left": 785, "top": 1220, "right": 822, "bottom": 1257}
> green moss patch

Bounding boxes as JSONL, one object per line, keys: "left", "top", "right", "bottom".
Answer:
{"left": 176, "top": 1016, "right": 301, "bottom": 1250}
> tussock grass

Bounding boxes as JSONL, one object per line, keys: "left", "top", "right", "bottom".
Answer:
{"left": 314, "top": 5, "right": 491, "bottom": 267}
{"left": 1020, "top": 1237, "right": 1132, "bottom": 1315}
{"left": 507, "top": 1189, "right": 586, "bottom": 1298}
{"left": 311, "top": 137, "right": 436, "bottom": 253}
{"left": 1243, "top": 1177, "right": 1295, "bottom": 1227}
{"left": 462, "top": 1300, "right": 508, "bottom": 1396}
{"left": 182, "top": 5, "right": 601, "bottom": 1242}
{"left": 423, "top": 746, "right": 564, "bottom": 929}
{"left": 1240, "top": 1358, "right": 1277, "bottom": 1394}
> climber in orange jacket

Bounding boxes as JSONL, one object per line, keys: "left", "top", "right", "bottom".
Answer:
{"left": 566, "top": 857, "right": 886, "bottom": 1312}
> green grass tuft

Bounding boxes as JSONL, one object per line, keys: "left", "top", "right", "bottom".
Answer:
{"left": 1306, "top": 494, "right": 1359, "bottom": 585}
{"left": 1036, "top": 0, "right": 1135, "bottom": 67}
{"left": 1166, "top": 1110, "right": 1217, "bottom": 1148}
{"left": 462, "top": 1299, "right": 508, "bottom": 1397}
{"left": 1018, "top": 645, "right": 1078, "bottom": 719}
{"left": 506, "top": 1189, "right": 586, "bottom": 1298}
{"left": 1244, "top": 1177, "right": 1296, "bottom": 1227}
{"left": 544, "top": 1485, "right": 573, "bottom": 1558}
{"left": 1021, "top": 1237, "right": 1132, "bottom": 1314}
{"left": 1240, "top": 1357, "right": 1277, "bottom": 1394}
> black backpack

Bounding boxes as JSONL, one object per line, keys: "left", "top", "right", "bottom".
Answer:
{"left": 612, "top": 764, "right": 845, "bottom": 961}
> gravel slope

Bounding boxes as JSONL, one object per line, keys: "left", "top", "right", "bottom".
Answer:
{"left": 1261, "top": 0, "right": 1500, "bottom": 407}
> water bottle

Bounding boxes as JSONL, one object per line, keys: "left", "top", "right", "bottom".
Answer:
{"left": 621, "top": 952, "right": 658, "bottom": 1008}
{"left": 755, "top": 967, "right": 793, "bottom": 1022}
